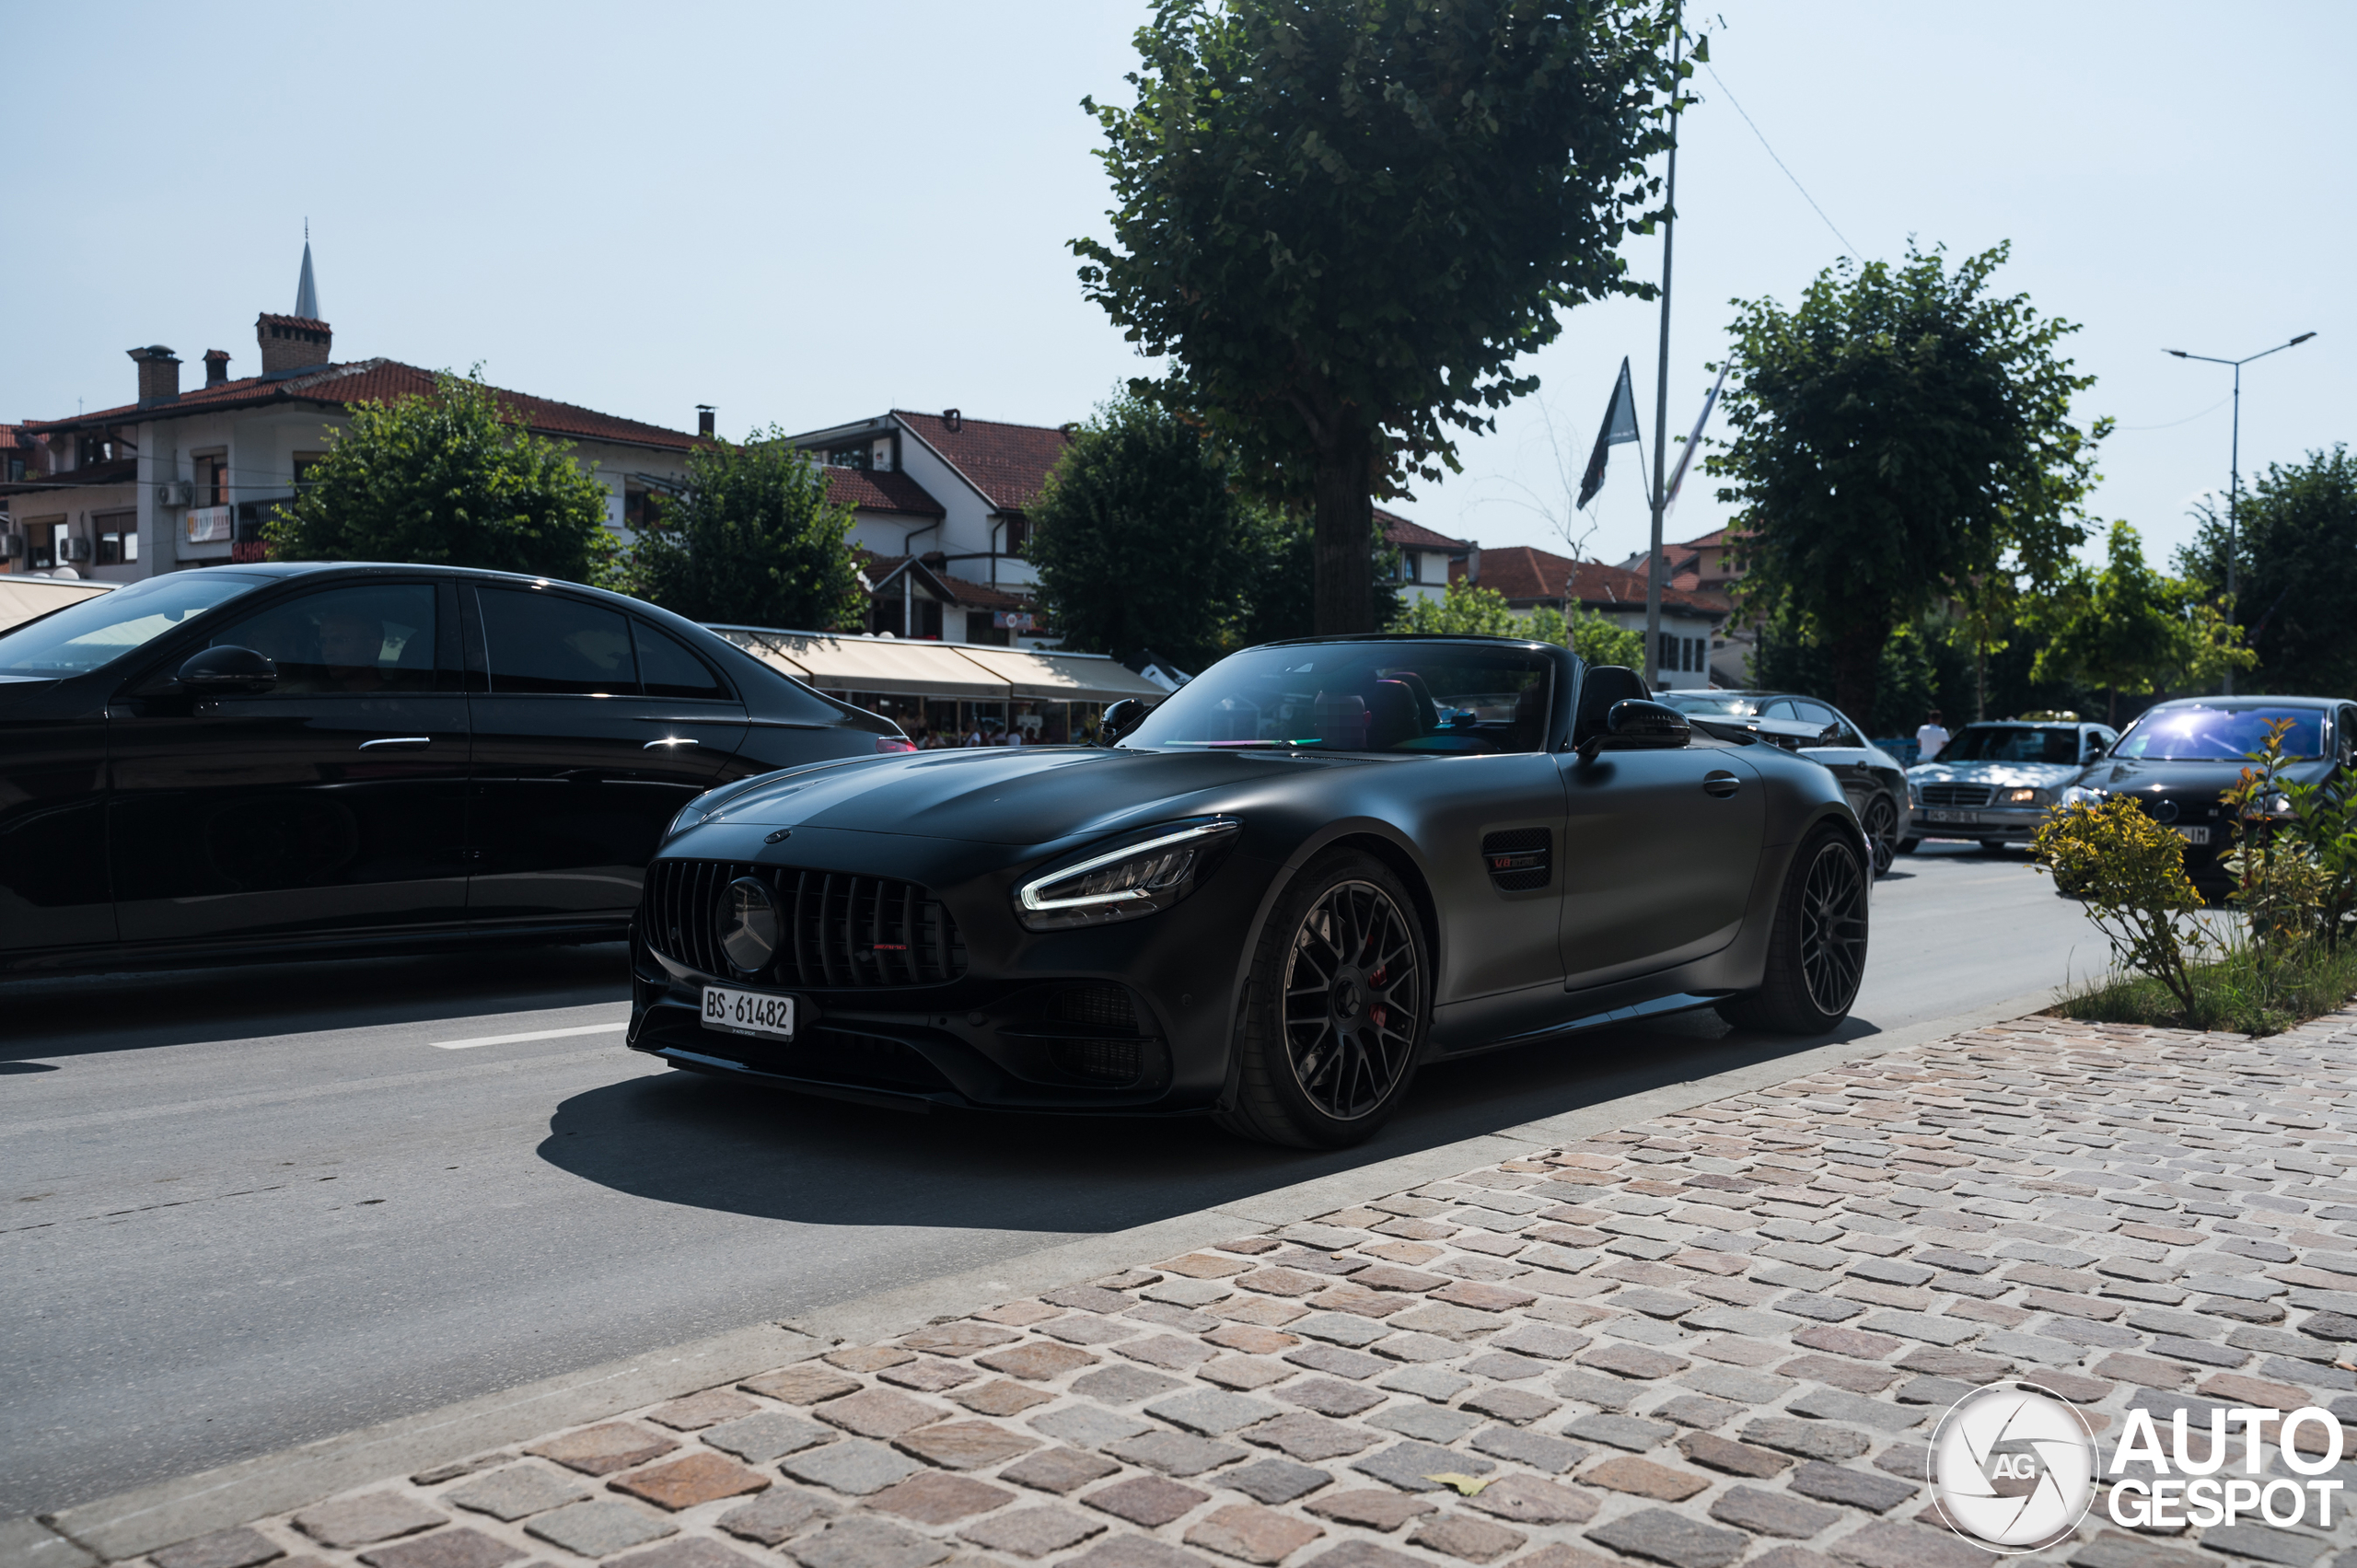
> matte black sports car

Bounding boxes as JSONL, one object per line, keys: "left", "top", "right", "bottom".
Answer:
{"left": 1655, "top": 689, "right": 1912, "bottom": 873}
{"left": 630, "top": 636, "right": 1872, "bottom": 1147}
{"left": 0, "top": 562, "right": 903, "bottom": 974}
{"left": 2064, "top": 695, "right": 2357, "bottom": 895}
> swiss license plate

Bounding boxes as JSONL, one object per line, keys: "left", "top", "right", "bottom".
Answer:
{"left": 1925, "top": 809, "right": 1976, "bottom": 824}
{"left": 2175, "top": 826, "right": 2212, "bottom": 846}
{"left": 702, "top": 985, "right": 796, "bottom": 1040}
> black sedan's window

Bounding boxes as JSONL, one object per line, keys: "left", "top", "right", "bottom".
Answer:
{"left": 211, "top": 584, "right": 439, "bottom": 694}
{"left": 0, "top": 571, "right": 263, "bottom": 677}
{"left": 2113, "top": 705, "right": 2326, "bottom": 761}
{"left": 1123, "top": 643, "right": 1554, "bottom": 754}
{"left": 633, "top": 621, "right": 729, "bottom": 701}
{"left": 478, "top": 587, "right": 636, "bottom": 695}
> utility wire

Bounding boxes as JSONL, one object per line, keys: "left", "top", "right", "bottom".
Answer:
{"left": 1702, "top": 60, "right": 1861, "bottom": 262}
{"left": 2115, "top": 393, "right": 2233, "bottom": 432}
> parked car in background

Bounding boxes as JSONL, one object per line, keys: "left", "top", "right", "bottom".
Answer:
{"left": 1656, "top": 689, "right": 1911, "bottom": 874}
{"left": 2063, "top": 696, "right": 2357, "bottom": 896}
{"left": 1903, "top": 718, "right": 2118, "bottom": 854}
{"left": 633, "top": 643, "right": 1872, "bottom": 1148}
{"left": 0, "top": 563, "right": 905, "bottom": 974}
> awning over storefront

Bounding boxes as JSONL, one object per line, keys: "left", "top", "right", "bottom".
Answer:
{"left": 711, "top": 626, "right": 1172, "bottom": 705}
{"left": 0, "top": 575, "right": 112, "bottom": 634}
{"left": 950, "top": 646, "right": 1168, "bottom": 703}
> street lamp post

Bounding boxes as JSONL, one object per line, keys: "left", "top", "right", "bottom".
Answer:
{"left": 2165, "top": 331, "right": 2316, "bottom": 694}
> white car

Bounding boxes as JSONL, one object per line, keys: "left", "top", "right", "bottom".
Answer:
{"left": 1902, "top": 719, "right": 2118, "bottom": 852}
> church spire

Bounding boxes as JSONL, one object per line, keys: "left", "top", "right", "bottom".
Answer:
{"left": 294, "top": 221, "right": 319, "bottom": 320}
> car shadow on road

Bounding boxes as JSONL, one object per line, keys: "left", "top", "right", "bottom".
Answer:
{"left": 536, "top": 1007, "right": 1876, "bottom": 1237}
{"left": 0, "top": 944, "right": 631, "bottom": 1062}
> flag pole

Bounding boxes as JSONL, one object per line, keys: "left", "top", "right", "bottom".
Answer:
{"left": 1644, "top": 0, "right": 1681, "bottom": 689}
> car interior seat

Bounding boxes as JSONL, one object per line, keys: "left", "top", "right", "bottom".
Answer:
{"left": 1385, "top": 670, "right": 1442, "bottom": 732}
{"left": 1366, "top": 679, "right": 1422, "bottom": 749}
{"left": 1573, "top": 666, "right": 1650, "bottom": 749}
{"left": 1504, "top": 680, "right": 1550, "bottom": 753}
{"left": 1312, "top": 691, "right": 1368, "bottom": 749}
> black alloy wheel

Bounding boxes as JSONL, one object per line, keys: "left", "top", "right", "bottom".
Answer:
{"left": 1862, "top": 796, "right": 1898, "bottom": 876}
{"left": 1218, "top": 848, "right": 1429, "bottom": 1148}
{"left": 1797, "top": 835, "right": 1870, "bottom": 1016}
{"left": 1717, "top": 824, "right": 1869, "bottom": 1035}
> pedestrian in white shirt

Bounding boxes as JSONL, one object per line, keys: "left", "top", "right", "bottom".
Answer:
{"left": 1915, "top": 709, "right": 1951, "bottom": 762}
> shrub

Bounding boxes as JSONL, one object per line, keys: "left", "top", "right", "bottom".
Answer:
{"left": 2031, "top": 796, "right": 2209, "bottom": 1016}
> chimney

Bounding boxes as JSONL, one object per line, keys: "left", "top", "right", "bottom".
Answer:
{"left": 257, "top": 313, "right": 332, "bottom": 377}
{"left": 203, "top": 349, "right": 231, "bottom": 388}
{"left": 697, "top": 405, "right": 714, "bottom": 438}
{"left": 1467, "top": 545, "right": 1480, "bottom": 585}
{"left": 128, "top": 345, "right": 181, "bottom": 405}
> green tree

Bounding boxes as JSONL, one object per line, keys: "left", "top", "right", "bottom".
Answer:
{"left": 2177, "top": 445, "right": 2357, "bottom": 696}
{"left": 1392, "top": 580, "right": 1519, "bottom": 635}
{"left": 1074, "top": 0, "right": 1686, "bottom": 636}
{"left": 2033, "top": 522, "right": 2252, "bottom": 723}
{"left": 620, "top": 431, "right": 865, "bottom": 631}
{"left": 1030, "top": 398, "right": 1266, "bottom": 671}
{"left": 1708, "top": 242, "right": 2105, "bottom": 722}
{"left": 268, "top": 369, "right": 618, "bottom": 583}
{"left": 1566, "top": 610, "right": 1646, "bottom": 669}
{"left": 1231, "top": 507, "right": 1404, "bottom": 653}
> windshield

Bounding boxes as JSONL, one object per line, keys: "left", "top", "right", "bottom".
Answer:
{"left": 2113, "top": 705, "right": 2326, "bottom": 761}
{"left": 1659, "top": 691, "right": 1763, "bottom": 716}
{"left": 1943, "top": 726, "right": 2084, "bottom": 765}
{"left": 1123, "top": 642, "right": 1555, "bottom": 754}
{"left": 0, "top": 572, "right": 266, "bottom": 678}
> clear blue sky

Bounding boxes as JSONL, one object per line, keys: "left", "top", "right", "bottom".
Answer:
{"left": 6, "top": 1, "right": 2347, "bottom": 575}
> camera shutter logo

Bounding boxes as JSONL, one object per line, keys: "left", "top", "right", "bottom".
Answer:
{"left": 1930, "top": 1380, "right": 2097, "bottom": 1551}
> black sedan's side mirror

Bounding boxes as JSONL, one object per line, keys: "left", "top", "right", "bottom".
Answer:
{"left": 1580, "top": 698, "right": 1690, "bottom": 761}
{"left": 2083, "top": 738, "right": 2107, "bottom": 761}
{"left": 1098, "top": 698, "right": 1153, "bottom": 747}
{"left": 178, "top": 645, "right": 277, "bottom": 694}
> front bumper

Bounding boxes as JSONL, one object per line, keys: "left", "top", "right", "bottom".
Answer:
{"left": 625, "top": 824, "right": 1281, "bottom": 1114}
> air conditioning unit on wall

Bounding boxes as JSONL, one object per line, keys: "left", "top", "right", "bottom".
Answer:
{"left": 157, "top": 481, "right": 194, "bottom": 507}
{"left": 0, "top": 533, "right": 23, "bottom": 560}
{"left": 61, "top": 537, "right": 93, "bottom": 563}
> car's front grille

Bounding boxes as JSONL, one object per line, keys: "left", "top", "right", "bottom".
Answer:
{"left": 644, "top": 859, "right": 966, "bottom": 988}
{"left": 1920, "top": 784, "right": 1994, "bottom": 808}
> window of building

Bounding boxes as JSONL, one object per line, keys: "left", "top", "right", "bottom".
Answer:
{"left": 76, "top": 436, "right": 117, "bottom": 467}
{"left": 93, "top": 509, "right": 136, "bottom": 565}
{"left": 194, "top": 453, "right": 230, "bottom": 507}
{"left": 825, "top": 445, "right": 870, "bottom": 470}
{"left": 966, "top": 610, "right": 1012, "bottom": 647}
{"left": 1001, "top": 517, "right": 1029, "bottom": 558}
{"left": 292, "top": 452, "right": 326, "bottom": 489}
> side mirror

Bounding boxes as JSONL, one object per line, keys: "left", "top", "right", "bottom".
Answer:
{"left": 1580, "top": 698, "right": 1690, "bottom": 761}
{"left": 178, "top": 645, "right": 277, "bottom": 693}
{"left": 2083, "top": 739, "right": 2107, "bottom": 761}
{"left": 1098, "top": 698, "right": 1152, "bottom": 747}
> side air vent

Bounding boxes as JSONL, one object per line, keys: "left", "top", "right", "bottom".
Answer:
{"left": 1481, "top": 828, "right": 1552, "bottom": 892}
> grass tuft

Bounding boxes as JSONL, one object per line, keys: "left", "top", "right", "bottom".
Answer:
{"left": 2053, "top": 942, "right": 2357, "bottom": 1036}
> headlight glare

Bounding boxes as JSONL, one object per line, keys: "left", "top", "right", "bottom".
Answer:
{"left": 2002, "top": 787, "right": 2041, "bottom": 805}
{"left": 1016, "top": 819, "right": 1240, "bottom": 932}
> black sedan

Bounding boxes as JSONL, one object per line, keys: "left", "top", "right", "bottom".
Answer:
{"left": 1655, "top": 689, "right": 1912, "bottom": 873}
{"left": 2065, "top": 695, "right": 2357, "bottom": 894}
{"left": 0, "top": 562, "right": 903, "bottom": 974}
{"left": 631, "top": 637, "right": 1871, "bottom": 1147}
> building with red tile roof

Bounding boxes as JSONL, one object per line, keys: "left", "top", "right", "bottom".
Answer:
{"left": 1377, "top": 506, "right": 1476, "bottom": 608}
{"left": 1463, "top": 542, "right": 1727, "bottom": 690}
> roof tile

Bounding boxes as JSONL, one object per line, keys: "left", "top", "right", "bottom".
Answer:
{"left": 894, "top": 410, "right": 1071, "bottom": 514}
{"left": 1469, "top": 544, "right": 1722, "bottom": 618}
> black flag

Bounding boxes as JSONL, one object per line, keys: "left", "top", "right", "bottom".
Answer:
{"left": 1576, "top": 357, "right": 1641, "bottom": 509}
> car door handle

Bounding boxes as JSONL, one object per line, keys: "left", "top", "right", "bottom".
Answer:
{"left": 359, "top": 737, "right": 433, "bottom": 751}
{"left": 644, "top": 738, "right": 701, "bottom": 750}
{"left": 1702, "top": 771, "right": 1741, "bottom": 798}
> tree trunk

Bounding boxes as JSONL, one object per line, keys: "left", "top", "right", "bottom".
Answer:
{"left": 1312, "top": 424, "right": 1376, "bottom": 636}
{"left": 1829, "top": 619, "right": 1889, "bottom": 731}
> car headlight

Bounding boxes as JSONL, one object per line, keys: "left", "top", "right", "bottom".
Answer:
{"left": 2001, "top": 788, "right": 2042, "bottom": 805}
{"left": 1016, "top": 819, "right": 1241, "bottom": 932}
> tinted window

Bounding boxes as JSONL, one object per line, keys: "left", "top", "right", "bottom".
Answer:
{"left": 1659, "top": 691, "right": 1763, "bottom": 716}
{"left": 0, "top": 572, "right": 263, "bottom": 676}
{"left": 479, "top": 587, "right": 635, "bottom": 695}
{"left": 1125, "top": 642, "right": 1554, "bottom": 754}
{"left": 1945, "top": 726, "right": 2084, "bottom": 764}
{"left": 634, "top": 621, "right": 728, "bottom": 701}
{"left": 214, "top": 584, "right": 439, "bottom": 695}
{"left": 1759, "top": 698, "right": 1798, "bottom": 719}
{"left": 2112, "top": 705, "right": 2326, "bottom": 761}
{"left": 1790, "top": 699, "right": 1840, "bottom": 729}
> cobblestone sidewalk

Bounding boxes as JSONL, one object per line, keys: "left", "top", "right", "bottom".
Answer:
{"left": 121, "top": 1007, "right": 2357, "bottom": 1568}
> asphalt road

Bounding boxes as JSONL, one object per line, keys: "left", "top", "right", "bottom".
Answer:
{"left": 0, "top": 842, "right": 2105, "bottom": 1519}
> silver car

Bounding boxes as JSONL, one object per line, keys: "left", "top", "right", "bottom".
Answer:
{"left": 1902, "top": 719, "right": 2118, "bottom": 852}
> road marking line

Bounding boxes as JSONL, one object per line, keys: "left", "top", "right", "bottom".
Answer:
{"left": 431, "top": 1023, "right": 628, "bottom": 1051}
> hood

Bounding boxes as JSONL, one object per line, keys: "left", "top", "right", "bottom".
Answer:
{"left": 695, "top": 745, "right": 1353, "bottom": 846}
{"left": 2086, "top": 755, "right": 2338, "bottom": 796}
{"left": 1907, "top": 760, "right": 2084, "bottom": 789}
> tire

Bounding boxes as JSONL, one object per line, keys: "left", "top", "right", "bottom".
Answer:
{"left": 1862, "top": 796, "right": 1898, "bottom": 877}
{"left": 1894, "top": 838, "right": 1921, "bottom": 856}
{"left": 1717, "top": 824, "right": 1870, "bottom": 1036}
{"left": 1215, "top": 848, "right": 1429, "bottom": 1149}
